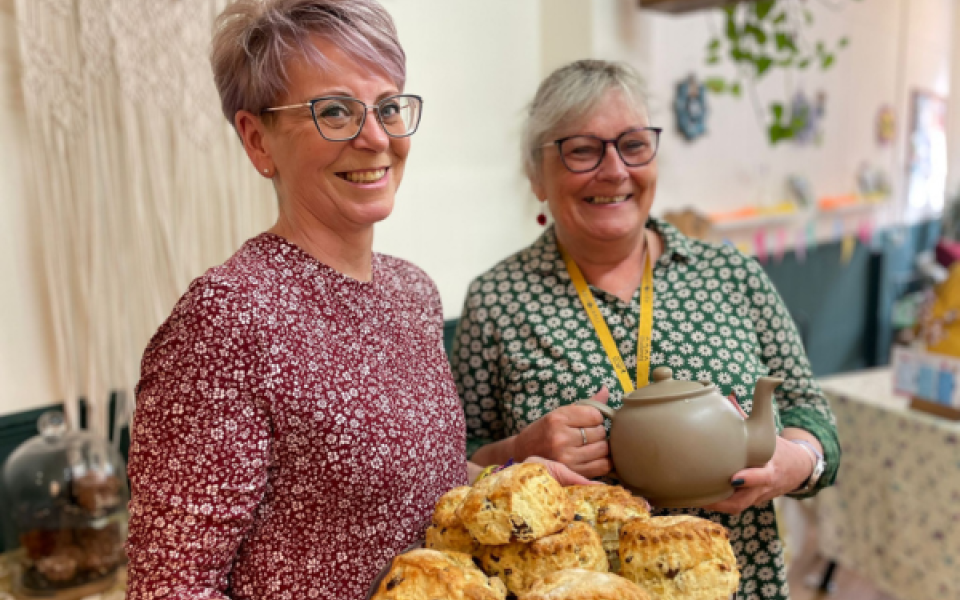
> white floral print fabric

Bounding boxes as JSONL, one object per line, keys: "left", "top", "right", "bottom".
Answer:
{"left": 452, "top": 220, "right": 839, "bottom": 600}
{"left": 126, "top": 233, "right": 467, "bottom": 600}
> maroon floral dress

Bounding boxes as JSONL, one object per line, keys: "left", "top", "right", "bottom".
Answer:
{"left": 126, "top": 233, "right": 467, "bottom": 600}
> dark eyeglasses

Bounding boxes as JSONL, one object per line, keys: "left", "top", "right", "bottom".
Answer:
{"left": 545, "top": 127, "right": 662, "bottom": 173}
{"left": 261, "top": 94, "right": 423, "bottom": 141}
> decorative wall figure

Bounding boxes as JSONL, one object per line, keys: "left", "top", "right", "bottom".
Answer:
{"left": 674, "top": 74, "right": 708, "bottom": 141}
{"left": 876, "top": 105, "right": 896, "bottom": 145}
{"left": 791, "top": 90, "right": 826, "bottom": 145}
{"left": 787, "top": 175, "right": 814, "bottom": 209}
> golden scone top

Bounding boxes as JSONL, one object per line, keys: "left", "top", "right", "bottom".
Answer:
{"left": 457, "top": 463, "right": 574, "bottom": 545}
{"left": 369, "top": 548, "right": 506, "bottom": 600}
{"left": 565, "top": 484, "right": 651, "bottom": 573}
{"left": 519, "top": 568, "right": 653, "bottom": 600}
{"left": 566, "top": 484, "right": 651, "bottom": 525}
{"left": 431, "top": 486, "right": 471, "bottom": 529}
{"left": 619, "top": 516, "right": 739, "bottom": 600}
{"left": 479, "top": 521, "right": 609, "bottom": 595}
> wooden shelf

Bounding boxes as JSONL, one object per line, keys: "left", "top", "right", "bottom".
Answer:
{"left": 639, "top": 0, "right": 756, "bottom": 14}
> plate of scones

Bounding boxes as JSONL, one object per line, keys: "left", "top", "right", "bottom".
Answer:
{"left": 368, "top": 463, "right": 740, "bottom": 600}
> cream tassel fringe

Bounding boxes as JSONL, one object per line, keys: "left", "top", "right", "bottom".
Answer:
{"left": 14, "top": 0, "right": 275, "bottom": 442}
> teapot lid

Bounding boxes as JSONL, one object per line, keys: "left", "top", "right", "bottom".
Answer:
{"left": 629, "top": 366, "right": 715, "bottom": 400}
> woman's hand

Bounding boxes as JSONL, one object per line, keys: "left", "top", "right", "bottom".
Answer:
{"left": 702, "top": 435, "right": 815, "bottom": 514}
{"left": 511, "top": 387, "right": 612, "bottom": 478}
{"left": 523, "top": 456, "right": 597, "bottom": 486}
{"left": 702, "top": 394, "right": 817, "bottom": 514}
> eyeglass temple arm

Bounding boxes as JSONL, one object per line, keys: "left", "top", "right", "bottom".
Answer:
{"left": 261, "top": 103, "right": 313, "bottom": 113}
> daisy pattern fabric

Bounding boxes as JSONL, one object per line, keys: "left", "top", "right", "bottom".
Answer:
{"left": 452, "top": 219, "right": 839, "bottom": 600}
{"left": 126, "top": 234, "right": 467, "bottom": 600}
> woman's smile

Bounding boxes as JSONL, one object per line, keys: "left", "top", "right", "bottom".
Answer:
{"left": 337, "top": 166, "right": 390, "bottom": 187}
{"left": 583, "top": 193, "right": 632, "bottom": 205}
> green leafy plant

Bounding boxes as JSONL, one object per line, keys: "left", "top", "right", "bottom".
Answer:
{"left": 703, "top": 0, "right": 859, "bottom": 145}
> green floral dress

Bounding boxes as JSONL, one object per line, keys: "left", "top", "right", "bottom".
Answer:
{"left": 452, "top": 219, "right": 840, "bottom": 600}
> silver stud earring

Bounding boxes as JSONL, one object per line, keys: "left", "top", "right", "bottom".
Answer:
{"left": 263, "top": 168, "right": 269, "bottom": 174}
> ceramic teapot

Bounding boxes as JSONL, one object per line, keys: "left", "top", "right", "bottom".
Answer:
{"left": 578, "top": 366, "right": 782, "bottom": 508}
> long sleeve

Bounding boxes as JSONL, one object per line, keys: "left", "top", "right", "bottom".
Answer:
{"left": 125, "top": 279, "right": 270, "bottom": 600}
{"left": 743, "top": 257, "right": 841, "bottom": 495}
{"left": 451, "top": 278, "right": 504, "bottom": 459}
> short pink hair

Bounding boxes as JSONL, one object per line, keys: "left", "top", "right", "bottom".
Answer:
{"left": 211, "top": 0, "right": 406, "bottom": 128}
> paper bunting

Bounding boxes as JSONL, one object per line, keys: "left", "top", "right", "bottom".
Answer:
{"left": 774, "top": 228, "right": 787, "bottom": 262}
{"left": 857, "top": 218, "right": 874, "bottom": 247}
{"left": 754, "top": 230, "right": 767, "bottom": 264}
{"left": 795, "top": 228, "right": 807, "bottom": 263}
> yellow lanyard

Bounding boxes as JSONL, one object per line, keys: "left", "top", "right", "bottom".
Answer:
{"left": 559, "top": 242, "right": 655, "bottom": 393}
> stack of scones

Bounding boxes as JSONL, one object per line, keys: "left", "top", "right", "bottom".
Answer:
{"left": 370, "top": 463, "right": 740, "bottom": 600}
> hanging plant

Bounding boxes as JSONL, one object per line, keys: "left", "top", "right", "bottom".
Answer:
{"left": 702, "top": 0, "right": 860, "bottom": 145}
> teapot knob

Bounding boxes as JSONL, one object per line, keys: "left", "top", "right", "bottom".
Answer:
{"left": 652, "top": 366, "right": 673, "bottom": 382}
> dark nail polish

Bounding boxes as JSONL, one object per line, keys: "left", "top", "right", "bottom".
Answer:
{"left": 731, "top": 478, "right": 745, "bottom": 487}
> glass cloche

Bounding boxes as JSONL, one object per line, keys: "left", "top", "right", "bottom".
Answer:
{"left": 1, "top": 411, "right": 128, "bottom": 598}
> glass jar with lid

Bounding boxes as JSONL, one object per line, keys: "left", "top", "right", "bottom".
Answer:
{"left": 1, "top": 411, "right": 128, "bottom": 598}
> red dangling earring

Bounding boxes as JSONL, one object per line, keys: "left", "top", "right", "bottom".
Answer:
{"left": 537, "top": 206, "right": 547, "bottom": 226}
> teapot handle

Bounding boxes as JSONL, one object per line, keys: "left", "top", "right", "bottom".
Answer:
{"left": 576, "top": 400, "right": 617, "bottom": 419}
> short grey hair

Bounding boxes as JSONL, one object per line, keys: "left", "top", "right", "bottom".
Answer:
{"left": 522, "top": 60, "right": 649, "bottom": 182}
{"left": 211, "top": 0, "right": 406, "bottom": 128}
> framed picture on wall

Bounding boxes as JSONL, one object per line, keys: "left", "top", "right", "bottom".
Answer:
{"left": 906, "top": 89, "right": 947, "bottom": 217}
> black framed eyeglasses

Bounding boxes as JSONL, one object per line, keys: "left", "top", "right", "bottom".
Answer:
{"left": 261, "top": 94, "right": 423, "bottom": 141}
{"left": 545, "top": 127, "right": 662, "bottom": 173}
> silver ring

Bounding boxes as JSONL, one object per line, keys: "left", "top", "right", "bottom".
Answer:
{"left": 580, "top": 427, "right": 588, "bottom": 447}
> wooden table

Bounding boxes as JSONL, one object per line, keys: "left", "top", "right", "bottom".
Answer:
{"left": 816, "top": 367, "right": 960, "bottom": 600}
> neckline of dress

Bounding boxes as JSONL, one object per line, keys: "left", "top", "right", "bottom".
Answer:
{"left": 255, "top": 231, "right": 380, "bottom": 289}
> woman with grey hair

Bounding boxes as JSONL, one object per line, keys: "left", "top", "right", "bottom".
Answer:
{"left": 124, "top": 2, "right": 586, "bottom": 599}
{"left": 453, "top": 59, "right": 840, "bottom": 600}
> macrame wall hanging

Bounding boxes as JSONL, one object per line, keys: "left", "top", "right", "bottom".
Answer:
{"left": 13, "top": 0, "right": 277, "bottom": 441}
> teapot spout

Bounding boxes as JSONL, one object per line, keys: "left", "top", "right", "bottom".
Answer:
{"left": 745, "top": 376, "right": 783, "bottom": 467}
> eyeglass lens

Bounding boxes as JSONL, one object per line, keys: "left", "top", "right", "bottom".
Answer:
{"left": 311, "top": 95, "right": 422, "bottom": 140}
{"left": 559, "top": 129, "right": 659, "bottom": 172}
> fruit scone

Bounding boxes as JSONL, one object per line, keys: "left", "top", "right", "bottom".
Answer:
{"left": 478, "top": 521, "right": 608, "bottom": 596}
{"left": 619, "top": 516, "right": 740, "bottom": 600}
{"left": 519, "top": 568, "right": 653, "bottom": 600}
{"left": 457, "top": 463, "right": 574, "bottom": 545}
{"left": 424, "top": 486, "right": 481, "bottom": 557}
{"left": 566, "top": 484, "right": 651, "bottom": 572}
{"left": 369, "top": 548, "right": 507, "bottom": 600}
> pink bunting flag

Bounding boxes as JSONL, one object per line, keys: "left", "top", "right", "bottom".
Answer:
{"left": 858, "top": 218, "right": 874, "bottom": 246}
{"left": 754, "top": 229, "right": 767, "bottom": 264}
{"left": 795, "top": 228, "right": 807, "bottom": 263}
{"left": 774, "top": 228, "right": 787, "bottom": 262}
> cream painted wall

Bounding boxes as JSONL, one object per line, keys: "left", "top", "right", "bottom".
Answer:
{"left": 375, "top": 0, "right": 544, "bottom": 320}
{"left": 585, "top": 0, "right": 953, "bottom": 219}
{"left": 0, "top": 0, "right": 59, "bottom": 416}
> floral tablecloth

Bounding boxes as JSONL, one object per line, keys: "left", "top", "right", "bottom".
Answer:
{"left": 816, "top": 367, "right": 960, "bottom": 600}
{"left": 0, "top": 551, "right": 126, "bottom": 600}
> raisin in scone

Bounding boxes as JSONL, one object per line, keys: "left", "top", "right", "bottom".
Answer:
{"left": 369, "top": 548, "right": 507, "bottom": 600}
{"left": 425, "top": 486, "right": 480, "bottom": 556}
{"left": 519, "top": 568, "right": 653, "bottom": 600}
{"left": 566, "top": 484, "right": 650, "bottom": 572}
{"left": 458, "top": 463, "right": 573, "bottom": 545}
{"left": 479, "top": 521, "right": 608, "bottom": 596}
{"left": 619, "top": 516, "right": 739, "bottom": 600}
